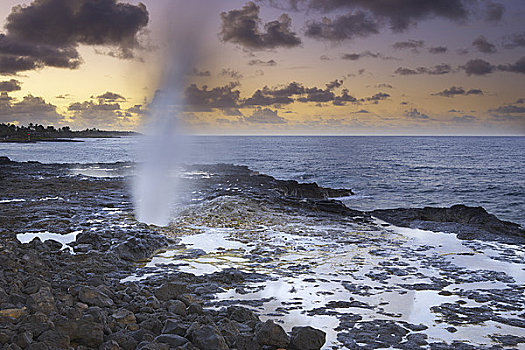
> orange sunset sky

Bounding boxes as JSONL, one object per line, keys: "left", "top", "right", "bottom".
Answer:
{"left": 0, "top": 0, "right": 524, "bottom": 135}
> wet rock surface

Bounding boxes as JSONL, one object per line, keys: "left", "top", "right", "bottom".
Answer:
{"left": 371, "top": 205, "right": 525, "bottom": 243}
{"left": 1, "top": 159, "right": 524, "bottom": 349}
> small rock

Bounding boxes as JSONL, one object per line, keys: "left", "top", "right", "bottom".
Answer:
{"left": 112, "top": 309, "right": 136, "bottom": 325}
{"left": 28, "top": 287, "right": 56, "bottom": 314}
{"left": 154, "top": 334, "right": 188, "bottom": 347}
{"left": 162, "top": 319, "right": 187, "bottom": 336}
{"left": 0, "top": 307, "right": 27, "bottom": 319}
{"left": 155, "top": 282, "right": 187, "bottom": 301}
{"left": 187, "top": 303, "right": 203, "bottom": 315}
{"left": 167, "top": 300, "right": 187, "bottom": 316}
{"left": 78, "top": 286, "right": 114, "bottom": 307}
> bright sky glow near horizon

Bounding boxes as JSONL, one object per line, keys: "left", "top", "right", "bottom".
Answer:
{"left": 0, "top": 0, "right": 524, "bottom": 135}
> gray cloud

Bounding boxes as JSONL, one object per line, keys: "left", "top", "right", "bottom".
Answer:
{"left": 96, "top": 92, "right": 126, "bottom": 102}
{"left": 305, "top": 11, "right": 379, "bottom": 42}
{"left": 301, "top": 0, "right": 471, "bottom": 32}
{"left": 472, "top": 35, "right": 496, "bottom": 53}
{"left": 220, "top": 68, "right": 244, "bottom": 80}
{"left": 185, "top": 82, "right": 241, "bottom": 112}
{"left": 245, "top": 107, "right": 287, "bottom": 123}
{"left": 0, "top": 93, "right": 64, "bottom": 124}
{"left": 503, "top": 32, "right": 525, "bottom": 49}
{"left": 220, "top": 2, "right": 301, "bottom": 50}
{"left": 432, "top": 86, "right": 483, "bottom": 97}
{"left": 484, "top": 1, "right": 504, "bottom": 21}
{"left": 393, "top": 40, "right": 425, "bottom": 52}
{"left": 451, "top": 115, "right": 477, "bottom": 123}
{"left": 192, "top": 68, "right": 211, "bottom": 77}
{"left": 0, "top": 79, "right": 21, "bottom": 92}
{"left": 333, "top": 89, "right": 357, "bottom": 106}
{"left": 428, "top": 46, "right": 448, "bottom": 54}
{"left": 462, "top": 59, "right": 495, "bottom": 75}
{"left": 489, "top": 104, "right": 525, "bottom": 121}
{"left": 405, "top": 108, "right": 430, "bottom": 120}
{"left": 498, "top": 57, "right": 525, "bottom": 74}
{"left": 395, "top": 63, "right": 453, "bottom": 75}
{"left": 248, "top": 59, "right": 277, "bottom": 66}
{"left": 0, "top": 0, "right": 148, "bottom": 74}
{"left": 341, "top": 51, "right": 396, "bottom": 60}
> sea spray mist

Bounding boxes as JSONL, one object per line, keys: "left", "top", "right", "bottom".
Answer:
{"left": 132, "top": 1, "right": 212, "bottom": 226}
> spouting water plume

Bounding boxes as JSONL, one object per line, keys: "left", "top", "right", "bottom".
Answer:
{"left": 132, "top": 1, "right": 213, "bottom": 226}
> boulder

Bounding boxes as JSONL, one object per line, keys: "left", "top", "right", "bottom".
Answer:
{"left": 289, "top": 326, "right": 326, "bottom": 350}
{"left": 254, "top": 320, "right": 289, "bottom": 348}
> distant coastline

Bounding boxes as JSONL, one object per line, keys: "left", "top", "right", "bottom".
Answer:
{"left": 0, "top": 123, "right": 139, "bottom": 143}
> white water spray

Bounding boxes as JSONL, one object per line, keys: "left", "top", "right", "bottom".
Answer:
{"left": 132, "top": 1, "right": 212, "bottom": 226}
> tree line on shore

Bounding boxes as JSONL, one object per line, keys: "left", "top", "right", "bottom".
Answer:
{"left": 0, "top": 123, "right": 136, "bottom": 141}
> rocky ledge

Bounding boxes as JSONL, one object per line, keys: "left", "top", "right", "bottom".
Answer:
{"left": 0, "top": 159, "right": 327, "bottom": 350}
{"left": 371, "top": 204, "right": 525, "bottom": 243}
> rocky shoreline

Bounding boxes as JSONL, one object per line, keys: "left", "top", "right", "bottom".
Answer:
{"left": 1, "top": 158, "right": 524, "bottom": 349}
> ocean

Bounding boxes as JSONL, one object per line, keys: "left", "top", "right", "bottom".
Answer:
{"left": 2, "top": 135, "right": 524, "bottom": 226}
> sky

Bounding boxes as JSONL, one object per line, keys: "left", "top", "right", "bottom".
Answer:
{"left": 0, "top": 0, "right": 524, "bottom": 135}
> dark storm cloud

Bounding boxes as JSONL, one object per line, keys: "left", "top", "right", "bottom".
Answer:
{"left": 428, "top": 46, "right": 448, "bottom": 54}
{"left": 185, "top": 83, "right": 241, "bottom": 112}
{"left": 392, "top": 40, "right": 425, "bottom": 51}
{"left": 462, "top": 59, "right": 495, "bottom": 75}
{"left": 0, "top": 79, "right": 21, "bottom": 92}
{"left": 248, "top": 59, "right": 277, "bottom": 66}
{"left": 503, "top": 32, "right": 525, "bottom": 49}
{"left": 245, "top": 107, "right": 287, "bottom": 124}
{"left": 96, "top": 92, "right": 126, "bottom": 101}
{"left": 498, "top": 57, "right": 525, "bottom": 74}
{"left": 472, "top": 36, "right": 496, "bottom": 53}
{"left": 432, "top": 86, "right": 483, "bottom": 97}
{"left": 395, "top": 63, "right": 453, "bottom": 75}
{"left": 0, "top": 0, "right": 148, "bottom": 74}
{"left": 220, "top": 2, "right": 301, "bottom": 50}
{"left": 304, "top": 11, "right": 379, "bottom": 42}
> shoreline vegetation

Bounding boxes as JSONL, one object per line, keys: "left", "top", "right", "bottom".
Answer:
{"left": 0, "top": 123, "right": 138, "bottom": 143}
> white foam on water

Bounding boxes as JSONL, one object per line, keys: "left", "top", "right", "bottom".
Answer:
{"left": 0, "top": 198, "right": 26, "bottom": 203}
{"left": 16, "top": 230, "right": 82, "bottom": 251}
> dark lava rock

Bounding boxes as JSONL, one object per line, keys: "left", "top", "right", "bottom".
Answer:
{"left": 155, "top": 282, "right": 187, "bottom": 301}
{"left": 154, "top": 334, "right": 188, "bottom": 347}
{"left": 78, "top": 286, "right": 114, "bottom": 307}
{"left": 254, "top": 320, "right": 289, "bottom": 348}
{"left": 372, "top": 204, "right": 525, "bottom": 242}
{"left": 289, "top": 326, "right": 326, "bottom": 350}
{"left": 56, "top": 318, "right": 104, "bottom": 347}
{"left": 278, "top": 180, "right": 353, "bottom": 199}
{"left": 187, "top": 324, "right": 228, "bottom": 350}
